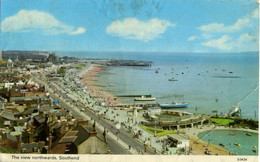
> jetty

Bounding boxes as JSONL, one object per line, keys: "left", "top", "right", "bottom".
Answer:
{"left": 106, "top": 59, "right": 151, "bottom": 66}
{"left": 114, "top": 103, "right": 159, "bottom": 108}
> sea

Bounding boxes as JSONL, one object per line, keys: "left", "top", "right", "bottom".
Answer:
{"left": 56, "top": 51, "right": 259, "bottom": 119}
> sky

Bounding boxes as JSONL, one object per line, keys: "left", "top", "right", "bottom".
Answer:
{"left": 0, "top": 0, "right": 259, "bottom": 52}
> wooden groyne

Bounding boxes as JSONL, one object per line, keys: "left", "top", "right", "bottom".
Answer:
{"left": 117, "top": 94, "right": 152, "bottom": 97}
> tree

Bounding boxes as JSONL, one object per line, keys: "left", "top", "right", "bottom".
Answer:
{"left": 57, "top": 66, "right": 66, "bottom": 76}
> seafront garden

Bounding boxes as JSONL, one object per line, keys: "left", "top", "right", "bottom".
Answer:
{"left": 48, "top": 61, "right": 258, "bottom": 155}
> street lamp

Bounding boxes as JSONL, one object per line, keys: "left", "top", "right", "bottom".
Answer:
{"left": 115, "top": 123, "right": 121, "bottom": 141}
{"left": 98, "top": 112, "right": 102, "bottom": 123}
{"left": 144, "top": 141, "right": 148, "bottom": 154}
{"left": 154, "top": 121, "right": 157, "bottom": 137}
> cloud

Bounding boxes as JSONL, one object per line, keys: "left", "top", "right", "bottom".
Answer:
{"left": 198, "top": 9, "right": 257, "bottom": 33}
{"left": 187, "top": 36, "right": 197, "bottom": 41}
{"left": 1, "top": 9, "right": 86, "bottom": 35}
{"left": 69, "top": 27, "right": 86, "bottom": 35}
{"left": 202, "top": 33, "right": 258, "bottom": 51}
{"left": 202, "top": 35, "right": 233, "bottom": 50}
{"left": 106, "top": 18, "right": 175, "bottom": 41}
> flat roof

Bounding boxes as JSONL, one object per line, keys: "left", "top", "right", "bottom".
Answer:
{"left": 169, "top": 134, "right": 189, "bottom": 141}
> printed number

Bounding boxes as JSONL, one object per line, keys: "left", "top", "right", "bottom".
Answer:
{"left": 237, "top": 158, "right": 247, "bottom": 161}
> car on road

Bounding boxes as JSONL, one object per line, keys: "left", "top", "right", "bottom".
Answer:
{"left": 81, "top": 108, "right": 85, "bottom": 112}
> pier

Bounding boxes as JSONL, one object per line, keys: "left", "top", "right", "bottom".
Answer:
{"left": 106, "top": 60, "right": 152, "bottom": 66}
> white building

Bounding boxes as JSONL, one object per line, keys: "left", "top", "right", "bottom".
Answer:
{"left": 168, "top": 134, "right": 190, "bottom": 150}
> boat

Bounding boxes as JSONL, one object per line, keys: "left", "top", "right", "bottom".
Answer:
{"left": 109, "top": 84, "right": 117, "bottom": 87}
{"left": 134, "top": 96, "right": 156, "bottom": 101}
{"left": 234, "top": 143, "right": 240, "bottom": 146}
{"left": 228, "top": 133, "right": 236, "bottom": 136}
{"left": 219, "top": 143, "right": 226, "bottom": 147}
{"left": 252, "top": 146, "right": 257, "bottom": 153}
{"left": 246, "top": 133, "right": 252, "bottom": 136}
{"left": 168, "top": 78, "right": 178, "bottom": 81}
{"left": 160, "top": 102, "right": 188, "bottom": 108}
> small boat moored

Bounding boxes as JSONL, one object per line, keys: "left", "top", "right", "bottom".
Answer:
{"left": 168, "top": 78, "right": 178, "bottom": 81}
{"left": 219, "top": 143, "right": 226, "bottom": 147}
{"left": 134, "top": 96, "right": 156, "bottom": 101}
{"left": 246, "top": 133, "right": 252, "bottom": 136}
{"left": 252, "top": 146, "right": 257, "bottom": 153}
{"left": 234, "top": 143, "right": 240, "bottom": 146}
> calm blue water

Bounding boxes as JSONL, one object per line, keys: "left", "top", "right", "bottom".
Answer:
{"left": 56, "top": 51, "right": 259, "bottom": 119}
{"left": 198, "top": 130, "right": 258, "bottom": 155}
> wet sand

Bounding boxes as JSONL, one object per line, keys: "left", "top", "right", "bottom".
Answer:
{"left": 81, "top": 64, "right": 122, "bottom": 106}
{"left": 189, "top": 137, "right": 230, "bottom": 155}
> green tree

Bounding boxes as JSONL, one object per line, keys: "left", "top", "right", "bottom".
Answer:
{"left": 57, "top": 66, "right": 66, "bottom": 76}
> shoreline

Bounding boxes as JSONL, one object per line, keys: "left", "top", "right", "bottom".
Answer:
{"left": 81, "top": 64, "right": 122, "bottom": 107}
{"left": 78, "top": 62, "right": 258, "bottom": 156}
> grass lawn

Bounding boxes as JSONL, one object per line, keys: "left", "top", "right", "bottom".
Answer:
{"left": 0, "top": 147, "right": 17, "bottom": 153}
{"left": 139, "top": 125, "right": 177, "bottom": 137}
{"left": 211, "top": 118, "right": 234, "bottom": 126}
{"left": 74, "top": 65, "right": 85, "bottom": 69}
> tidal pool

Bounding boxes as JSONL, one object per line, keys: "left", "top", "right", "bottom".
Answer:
{"left": 197, "top": 130, "right": 258, "bottom": 155}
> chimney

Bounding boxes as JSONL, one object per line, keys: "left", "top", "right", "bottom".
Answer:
{"left": 89, "top": 131, "right": 97, "bottom": 137}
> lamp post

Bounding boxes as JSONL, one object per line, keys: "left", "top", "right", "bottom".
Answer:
{"left": 154, "top": 122, "right": 157, "bottom": 137}
{"left": 98, "top": 112, "right": 102, "bottom": 123}
{"left": 144, "top": 141, "right": 148, "bottom": 154}
{"left": 115, "top": 123, "right": 121, "bottom": 141}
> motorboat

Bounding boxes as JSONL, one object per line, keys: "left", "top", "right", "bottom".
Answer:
{"left": 246, "top": 133, "right": 252, "bottom": 136}
{"left": 134, "top": 96, "right": 156, "bottom": 101}
{"left": 234, "top": 143, "right": 240, "bottom": 146}
{"left": 168, "top": 78, "right": 178, "bottom": 81}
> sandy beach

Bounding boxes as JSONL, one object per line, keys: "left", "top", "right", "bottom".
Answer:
{"left": 81, "top": 64, "right": 122, "bottom": 106}
{"left": 189, "top": 136, "right": 230, "bottom": 155}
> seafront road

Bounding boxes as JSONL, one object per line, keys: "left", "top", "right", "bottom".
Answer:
{"left": 32, "top": 75, "right": 156, "bottom": 155}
